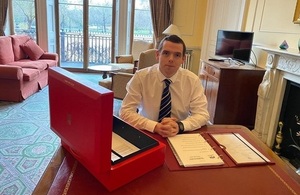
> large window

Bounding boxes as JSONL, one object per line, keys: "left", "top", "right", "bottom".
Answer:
{"left": 6, "top": 0, "right": 153, "bottom": 71}
{"left": 134, "top": 0, "right": 152, "bottom": 41}
{"left": 12, "top": 0, "right": 36, "bottom": 40}
{"left": 59, "top": 0, "right": 84, "bottom": 69}
{"left": 88, "top": 1, "right": 113, "bottom": 65}
{"left": 58, "top": 0, "right": 113, "bottom": 69}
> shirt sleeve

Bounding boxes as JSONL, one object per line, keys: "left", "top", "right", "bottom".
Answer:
{"left": 181, "top": 78, "right": 210, "bottom": 131}
{"left": 119, "top": 73, "right": 158, "bottom": 133}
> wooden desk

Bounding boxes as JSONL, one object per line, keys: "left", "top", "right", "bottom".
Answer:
{"left": 33, "top": 125, "right": 300, "bottom": 195}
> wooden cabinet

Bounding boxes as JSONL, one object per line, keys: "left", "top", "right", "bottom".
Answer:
{"left": 199, "top": 60, "right": 265, "bottom": 129}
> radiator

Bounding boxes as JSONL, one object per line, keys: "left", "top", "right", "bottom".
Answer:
{"left": 182, "top": 50, "right": 192, "bottom": 70}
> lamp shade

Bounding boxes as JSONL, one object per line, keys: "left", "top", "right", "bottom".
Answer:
{"left": 162, "top": 24, "right": 181, "bottom": 37}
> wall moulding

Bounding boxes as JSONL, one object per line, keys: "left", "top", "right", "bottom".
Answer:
{"left": 259, "top": 0, "right": 299, "bottom": 34}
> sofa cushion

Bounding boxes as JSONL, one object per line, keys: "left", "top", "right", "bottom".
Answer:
{"left": 0, "top": 36, "right": 14, "bottom": 64}
{"left": 10, "top": 35, "right": 31, "bottom": 61}
{"left": 20, "top": 39, "right": 44, "bottom": 60}
{"left": 22, "top": 68, "right": 40, "bottom": 81}
{"left": 8, "top": 60, "right": 48, "bottom": 71}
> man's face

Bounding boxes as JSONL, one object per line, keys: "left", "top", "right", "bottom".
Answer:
{"left": 156, "top": 40, "right": 185, "bottom": 78}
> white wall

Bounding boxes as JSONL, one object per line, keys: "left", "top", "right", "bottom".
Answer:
{"left": 173, "top": 0, "right": 207, "bottom": 74}
{"left": 245, "top": 0, "right": 300, "bottom": 68}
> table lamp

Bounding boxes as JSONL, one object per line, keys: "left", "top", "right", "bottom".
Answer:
{"left": 162, "top": 24, "right": 181, "bottom": 37}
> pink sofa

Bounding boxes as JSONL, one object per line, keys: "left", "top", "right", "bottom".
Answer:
{"left": 0, "top": 35, "right": 58, "bottom": 102}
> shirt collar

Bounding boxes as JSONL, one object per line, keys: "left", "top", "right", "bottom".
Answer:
{"left": 157, "top": 65, "right": 179, "bottom": 83}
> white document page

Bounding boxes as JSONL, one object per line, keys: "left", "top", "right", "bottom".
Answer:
{"left": 111, "top": 152, "right": 121, "bottom": 162}
{"left": 167, "top": 134, "right": 224, "bottom": 167}
{"left": 111, "top": 132, "right": 139, "bottom": 158}
{"left": 211, "top": 133, "right": 271, "bottom": 164}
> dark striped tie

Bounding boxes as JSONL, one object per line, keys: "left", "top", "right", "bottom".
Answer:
{"left": 158, "top": 79, "right": 172, "bottom": 122}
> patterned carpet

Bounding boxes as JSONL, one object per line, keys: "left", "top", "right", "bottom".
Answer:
{"left": 0, "top": 88, "right": 60, "bottom": 195}
{"left": 0, "top": 72, "right": 122, "bottom": 195}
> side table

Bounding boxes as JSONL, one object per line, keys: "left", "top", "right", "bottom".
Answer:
{"left": 88, "top": 65, "right": 121, "bottom": 79}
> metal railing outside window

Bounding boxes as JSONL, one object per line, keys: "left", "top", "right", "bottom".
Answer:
{"left": 60, "top": 31, "right": 152, "bottom": 66}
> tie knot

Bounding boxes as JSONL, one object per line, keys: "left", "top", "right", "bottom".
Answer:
{"left": 164, "top": 79, "right": 171, "bottom": 87}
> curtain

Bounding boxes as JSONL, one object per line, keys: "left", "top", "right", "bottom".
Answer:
{"left": 149, "top": 0, "right": 174, "bottom": 47}
{"left": 0, "top": 0, "right": 8, "bottom": 36}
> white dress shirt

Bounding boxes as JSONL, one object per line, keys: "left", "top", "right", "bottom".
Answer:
{"left": 119, "top": 64, "right": 210, "bottom": 132}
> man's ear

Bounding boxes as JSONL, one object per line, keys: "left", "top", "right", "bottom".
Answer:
{"left": 156, "top": 50, "right": 160, "bottom": 60}
{"left": 182, "top": 54, "right": 186, "bottom": 64}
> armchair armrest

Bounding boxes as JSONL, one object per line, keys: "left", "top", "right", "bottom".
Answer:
{"left": 40, "top": 52, "right": 59, "bottom": 61}
{"left": 0, "top": 65, "right": 23, "bottom": 80}
{"left": 133, "top": 59, "right": 139, "bottom": 74}
{"left": 111, "top": 72, "right": 134, "bottom": 99}
{"left": 115, "top": 55, "right": 133, "bottom": 63}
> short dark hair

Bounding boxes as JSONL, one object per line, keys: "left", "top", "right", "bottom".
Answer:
{"left": 157, "top": 35, "right": 186, "bottom": 55}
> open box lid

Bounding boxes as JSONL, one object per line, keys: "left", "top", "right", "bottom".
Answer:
{"left": 48, "top": 67, "right": 113, "bottom": 174}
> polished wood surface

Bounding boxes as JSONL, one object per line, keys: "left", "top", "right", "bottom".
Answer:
{"left": 33, "top": 125, "right": 300, "bottom": 195}
{"left": 200, "top": 60, "right": 265, "bottom": 129}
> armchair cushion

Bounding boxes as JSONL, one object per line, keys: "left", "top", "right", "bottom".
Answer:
{"left": 20, "top": 39, "right": 44, "bottom": 60}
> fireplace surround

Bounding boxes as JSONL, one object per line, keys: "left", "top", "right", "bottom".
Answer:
{"left": 253, "top": 46, "right": 300, "bottom": 151}
{"left": 278, "top": 80, "right": 300, "bottom": 168}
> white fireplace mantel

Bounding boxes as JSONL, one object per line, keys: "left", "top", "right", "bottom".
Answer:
{"left": 253, "top": 46, "right": 300, "bottom": 147}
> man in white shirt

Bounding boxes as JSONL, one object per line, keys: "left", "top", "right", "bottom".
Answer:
{"left": 119, "top": 35, "right": 209, "bottom": 137}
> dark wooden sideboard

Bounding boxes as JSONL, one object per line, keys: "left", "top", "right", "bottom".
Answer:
{"left": 199, "top": 60, "right": 265, "bottom": 129}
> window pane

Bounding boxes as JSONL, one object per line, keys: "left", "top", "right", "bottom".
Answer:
{"left": 134, "top": 0, "right": 153, "bottom": 41}
{"left": 59, "top": 0, "right": 84, "bottom": 68}
{"left": 59, "top": 0, "right": 113, "bottom": 69}
{"left": 13, "top": 0, "right": 36, "bottom": 40}
{"left": 88, "top": 0, "right": 113, "bottom": 65}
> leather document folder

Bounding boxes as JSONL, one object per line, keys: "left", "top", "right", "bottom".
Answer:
{"left": 155, "top": 128, "right": 275, "bottom": 171}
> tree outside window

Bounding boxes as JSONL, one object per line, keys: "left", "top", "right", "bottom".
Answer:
{"left": 134, "top": 0, "right": 153, "bottom": 41}
{"left": 13, "top": 0, "right": 36, "bottom": 40}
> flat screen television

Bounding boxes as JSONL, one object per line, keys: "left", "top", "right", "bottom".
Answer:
{"left": 215, "top": 30, "right": 254, "bottom": 63}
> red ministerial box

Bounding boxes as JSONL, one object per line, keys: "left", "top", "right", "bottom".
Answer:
{"left": 48, "top": 67, "right": 165, "bottom": 191}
